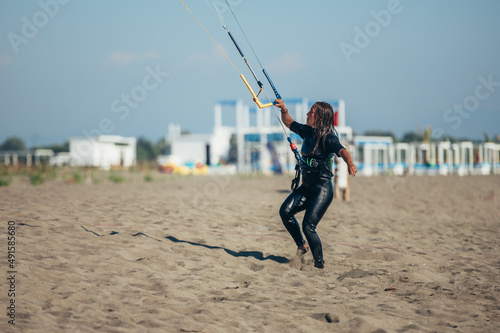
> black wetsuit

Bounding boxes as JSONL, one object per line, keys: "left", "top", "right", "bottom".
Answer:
{"left": 279, "top": 121, "right": 345, "bottom": 268}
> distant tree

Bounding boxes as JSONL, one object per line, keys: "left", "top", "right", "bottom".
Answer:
{"left": 0, "top": 136, "right": 25, "bottom": 151}
{"left": 401, "top": 131, "right": 423, "bottom": 142}
{"left": 136, "top": 137, "right": 158, "bottom": 161}
{"left": 436, "top": 134, "right": 458, "bottom": 143}
{"left": 33, "top": 141, "right": 69, "bottom": 153}
{"left": 52, "top": 141, "right": 70, "bottom": 153}
{"left": 363, "top": 130, "right": 397, "bottom": 142}
{"left": 155, "top": 137, "right": 171, "bottom": 155}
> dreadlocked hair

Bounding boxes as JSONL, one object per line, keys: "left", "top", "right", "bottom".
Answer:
{"left": 310, "top": 101, "right": 336, "bottom": 155}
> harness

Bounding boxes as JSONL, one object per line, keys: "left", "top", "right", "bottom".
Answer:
{"left": 291, "top": 156, "right": 333, "bottom": 191}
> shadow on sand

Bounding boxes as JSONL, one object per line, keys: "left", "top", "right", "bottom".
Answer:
{"left": 165, "top": 235, "right": 290, "bottom": 264}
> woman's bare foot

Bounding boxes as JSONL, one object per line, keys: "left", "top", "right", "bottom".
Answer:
{"left": 297, "top": 244, "right": 309, "bottom": 255}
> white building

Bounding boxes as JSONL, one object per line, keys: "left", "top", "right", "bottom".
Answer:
{"left": 166, "top": 123, "right": 233, "bottom": 167}
{"left": 165, "top": 99, "right": 500, "bottom": 177}
{"left": 69, "top": 135, "right": 136, "bottom": 170}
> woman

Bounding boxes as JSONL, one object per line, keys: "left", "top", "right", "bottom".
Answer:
{"left": 275, "top": 99, "right": 357, "bottom": 269}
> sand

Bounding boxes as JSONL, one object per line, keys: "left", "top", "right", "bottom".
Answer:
{"left": 1, "top": 173, "right": 499, "bottom": 332}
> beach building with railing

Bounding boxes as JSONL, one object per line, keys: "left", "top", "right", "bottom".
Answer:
{"left": 164, "top": 99, "right": 499, "bottom": 176}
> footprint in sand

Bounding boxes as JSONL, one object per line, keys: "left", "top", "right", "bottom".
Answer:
{"left": 311, "top": 312, "right": 340, "bottom": 323}
{"left": 415, "top": 309, "right": 434, "bottom": 317}
{"left": 248, "top": 263, "right": 264, "bottom": 271}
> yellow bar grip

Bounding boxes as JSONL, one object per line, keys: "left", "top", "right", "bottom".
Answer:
{"left": 240, "top": 74, "right": 273, "bottom": 109}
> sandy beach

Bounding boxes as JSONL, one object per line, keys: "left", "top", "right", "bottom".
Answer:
{"left": 1, "top": 173, "right": 499, "bottom": 332}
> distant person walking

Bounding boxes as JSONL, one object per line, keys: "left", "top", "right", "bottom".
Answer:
{"left": 275, "top": 99, "right": 357, "bottom": 269}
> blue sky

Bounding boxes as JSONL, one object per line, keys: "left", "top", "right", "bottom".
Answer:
{"left": 0, "top": 0, "right": 499, "bottom": 147}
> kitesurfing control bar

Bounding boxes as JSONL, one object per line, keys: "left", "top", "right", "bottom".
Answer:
{"left": 263, "top": 69, "right": 281, "bottom": 101}
{"left": 240, "top": 75, "right": 273, "bottom": 109}
{"left": 181, "top": 0, "right": 303, "bottom": 182}
{"left": 225, "top": 27, "right": 268, "bottom": 100}
{"left": 244, "top": 59, "right": 263, "bottom": 88}
{"left": 219, "top": 11, "right": 278, "bottom": 106}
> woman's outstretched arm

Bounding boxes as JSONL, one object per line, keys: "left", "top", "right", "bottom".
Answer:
{"left": 338, "top": 148, "right": 357, "bottom": 177}
{"left": 274, "top": 99, "right": 294, "bottom": 129}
